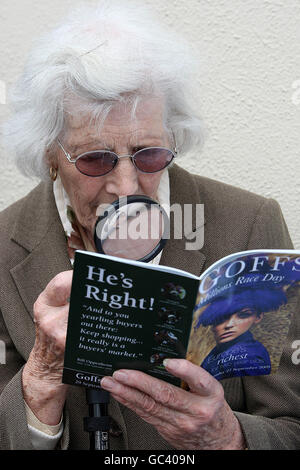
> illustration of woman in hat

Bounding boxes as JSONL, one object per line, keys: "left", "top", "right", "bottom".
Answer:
{"left": 196, "top": 288, "right": 287, "bottom": 380}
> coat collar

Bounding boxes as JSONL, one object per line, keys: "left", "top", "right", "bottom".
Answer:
{"left": 10, "top": 165, "right": 206, "bottom": 320}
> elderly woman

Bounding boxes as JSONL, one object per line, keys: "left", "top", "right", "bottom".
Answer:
{"left": 0, "top": 2, "right": 299, "bottom": 450}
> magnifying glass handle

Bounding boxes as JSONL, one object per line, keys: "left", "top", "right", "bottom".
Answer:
{"left": 84, "top": 388, "right": 110, "bottom": 450}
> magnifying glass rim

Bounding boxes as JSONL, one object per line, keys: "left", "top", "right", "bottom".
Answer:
{"left": 94, "top": 195, "right": 169, "bottom": 263}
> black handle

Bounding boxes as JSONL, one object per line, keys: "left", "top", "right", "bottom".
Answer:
{"left": 84, "top": 388, "right": 110, "bottom": 450}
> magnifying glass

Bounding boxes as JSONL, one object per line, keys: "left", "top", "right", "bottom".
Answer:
{"left": 94, "top": 195, "right": 169, "bottom": 262}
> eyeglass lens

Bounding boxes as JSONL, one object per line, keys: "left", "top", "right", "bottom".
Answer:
{"left": 75, "top": 148, "right": 174, "bottom": 176}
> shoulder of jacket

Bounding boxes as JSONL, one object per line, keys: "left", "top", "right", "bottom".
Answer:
{"left": 170, "top": 164, "right": 269, "bottom": 210}
{"left": 0, "top": 182, "right": 47, "bottom": 227}
{"left": 0, "top": 182, "right": 50, "bottom": 264}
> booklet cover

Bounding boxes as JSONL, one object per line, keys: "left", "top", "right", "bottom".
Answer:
{"left": 62, "top": 249, "right": 300, "bottom": 390}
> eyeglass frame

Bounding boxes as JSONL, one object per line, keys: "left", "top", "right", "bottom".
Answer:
{"left": 57, "top": 139, "right": 177, "bottom": 177}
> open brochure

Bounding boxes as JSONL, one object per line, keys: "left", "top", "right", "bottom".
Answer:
{"left": 62, "top": 249, "right": 300, "bottom": 389}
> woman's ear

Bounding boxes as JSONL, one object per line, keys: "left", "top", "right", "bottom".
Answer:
{"left": 253, "top": 313, "right": 264, "bottom": 324}
{"left": 45, "top": 145, "right": 58, "bottom": 169}
{"left": 46, "top": 146, "right": 59, "bottom": 181}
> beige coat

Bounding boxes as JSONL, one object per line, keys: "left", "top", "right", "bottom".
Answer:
{"left": 0, "top": 164, "right": 299, "bottom": 449}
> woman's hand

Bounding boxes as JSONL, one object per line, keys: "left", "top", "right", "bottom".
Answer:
{"left": 22, "top": 271, "right": 73, "bottom": 425}
{"left": 101, "top": 359, "right": 246, "bottom": 450}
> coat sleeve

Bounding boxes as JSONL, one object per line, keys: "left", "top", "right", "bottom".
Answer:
{"left": 0, "top": 310, "right": 33, "bottom": 449}
{"left": 233, "top": 198, "right": 300, "bottom": 449}
{"left": 0, "top": 309, "right": 70, "bottom": 450}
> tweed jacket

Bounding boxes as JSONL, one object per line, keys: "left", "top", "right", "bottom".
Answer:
{"left": 0, "top": 164, "right": 299, "bottom": 450}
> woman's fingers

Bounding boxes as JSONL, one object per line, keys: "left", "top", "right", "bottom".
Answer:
{"left": 101, "top": 360, "right": 221, "bottom": 418}
{"left": 163, "top": 359, "right": 223, "bottom": 397}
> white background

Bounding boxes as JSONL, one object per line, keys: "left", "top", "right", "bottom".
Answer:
{"left": 0, "top": 0, "right": 299, "bottom": 247}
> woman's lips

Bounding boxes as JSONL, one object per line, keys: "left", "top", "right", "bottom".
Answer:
{"left": 219, "top": 331, "right": 235, "bottom": 339}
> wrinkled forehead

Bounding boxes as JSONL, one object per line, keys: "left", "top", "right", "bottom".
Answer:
{"left": 63, "top": 95, "right": 167, "bottom": 137}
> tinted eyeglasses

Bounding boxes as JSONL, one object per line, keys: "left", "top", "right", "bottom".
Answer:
{"left": 57, "top": 140, "right": 176, "bottom": 177}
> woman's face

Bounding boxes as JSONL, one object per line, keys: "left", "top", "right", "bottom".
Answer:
{"left": 212, "top": 308, "right": 263, "bottom": 344}
{"left": 51, "top": 98, "right": 171, "bottom": 244}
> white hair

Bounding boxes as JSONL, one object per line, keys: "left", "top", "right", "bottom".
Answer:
{"left": 2, "top": 0, "right": 205, "bottom": 179}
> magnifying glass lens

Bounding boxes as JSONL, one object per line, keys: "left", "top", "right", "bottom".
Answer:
{"left": 94, "top": 197, "right": 168, "bottom": 263}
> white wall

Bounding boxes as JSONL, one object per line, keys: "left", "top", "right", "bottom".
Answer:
{"left": 0, "top": 0, "right": 299, "bottom": 247}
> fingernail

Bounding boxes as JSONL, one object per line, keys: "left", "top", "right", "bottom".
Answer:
{"left": 163, "top": 358, "right": 175, "bottom": 368}
{"left": 113, "top": 370, "right": 128, "bottom": 382}
{"left": 101, "top": 377, "right": 115, "bottom": 390}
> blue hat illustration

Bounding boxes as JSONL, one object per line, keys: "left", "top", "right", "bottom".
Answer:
{"left": 196, "top": 288, "right": 287, "bottom": 328}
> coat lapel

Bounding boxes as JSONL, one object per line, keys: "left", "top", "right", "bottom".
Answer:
{"left": 160, "top": 165, "right": 206, "bottom": 277}
{"left": 10, "top": 181, "right": 72, "bottom": 321}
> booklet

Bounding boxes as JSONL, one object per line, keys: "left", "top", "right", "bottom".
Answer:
{"left": 62, "top": 249, "right": 300, "bottom": 389}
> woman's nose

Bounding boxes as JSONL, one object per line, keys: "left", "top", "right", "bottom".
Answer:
{"left": 225, "top": 317, "right": 235, "bottom": 328}
{"left": 104, "top": 157, "right": 139, "bottom": 197}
